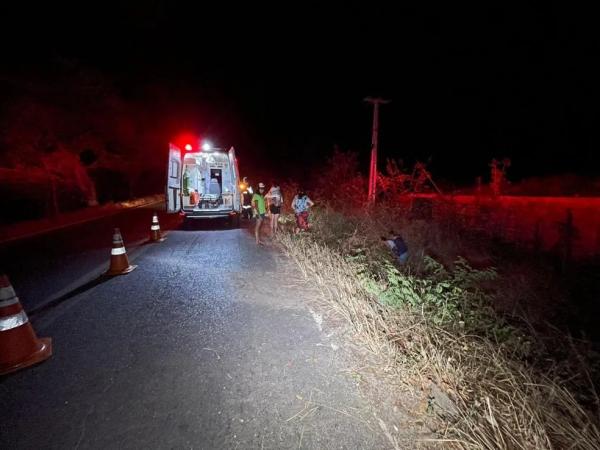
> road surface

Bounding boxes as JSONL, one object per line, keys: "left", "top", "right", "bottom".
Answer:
{"left": 1, "top": 204, "right": 392, "bottom": 449}
{"left": 0, "top": 201, "right": 182, "bottom": 314}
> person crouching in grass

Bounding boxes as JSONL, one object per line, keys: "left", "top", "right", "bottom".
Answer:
{"left": 381, "top": 230, "right": 409, "bottom": 264}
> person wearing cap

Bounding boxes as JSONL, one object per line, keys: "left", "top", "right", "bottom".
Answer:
{"left": 252, "top": 182, "right": 268, "bottom": 244}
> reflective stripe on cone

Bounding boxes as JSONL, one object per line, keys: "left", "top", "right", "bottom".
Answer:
{"left": 0, "top": 296, "right": 19, "bottom": 308}
{"left": 0, "top": 274, "right": 52, "bottom": 375}
{"left": 106, "top": 228, "right": 137, "bottom": 276}
{"left": 149, "top": 213, "right": 165, "bottom": 243}
{"left": 0, "top": 285, "right": 17, "bottom": 301}
{"left": 0, "top": 310, "right": 29, "bottom": 331}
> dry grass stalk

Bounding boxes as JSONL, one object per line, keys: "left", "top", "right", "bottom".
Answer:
{"left": 276, "top": 230, "right": 600, "bottom": 450}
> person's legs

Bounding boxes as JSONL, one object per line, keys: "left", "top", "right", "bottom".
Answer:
{"left": 255, "top": 216, "right": 263, "bottom": 244}
{"left": 299, "top": 211, "right": 309, "bottom": 231}
{"left": 273, "top": 214, "right": 280, "bottom": 234}
{"left": 398, "top": 251, "right": 408, "bottom": 264}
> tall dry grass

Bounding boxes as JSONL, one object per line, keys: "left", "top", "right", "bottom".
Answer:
{"left": 276, "top": 209, "right": 600, "bottom": 449}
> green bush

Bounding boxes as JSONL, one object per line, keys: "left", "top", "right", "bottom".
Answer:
{"left": 310, "top": 204, "right": 528, "bottom": 355}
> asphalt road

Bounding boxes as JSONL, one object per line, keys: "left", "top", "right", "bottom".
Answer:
{"left": 1, "top": 207, "right": 389, "bottom": 449}
{"left": 0, "top": 201, "right": 181, "bottom": 313}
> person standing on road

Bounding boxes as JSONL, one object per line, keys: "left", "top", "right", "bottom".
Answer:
{"left": 252, "top": 182, "right": 268, "bottom": 244}
{"left": 266, "top": 181, "right": 283, "bottom": 236}
{"left": 291, "top": 188, "right": 314, "bottom": 233}
{"left": 241, "top": 177, "right": 254, "bottom": 220}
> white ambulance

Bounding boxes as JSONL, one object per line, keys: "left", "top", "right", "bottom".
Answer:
{"left": 166, "top": 142, "right": 242, "bottom": 226}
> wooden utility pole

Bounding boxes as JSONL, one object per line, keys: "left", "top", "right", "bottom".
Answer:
{"left": 364, "top": 97, "right": 390, "bottom": 204}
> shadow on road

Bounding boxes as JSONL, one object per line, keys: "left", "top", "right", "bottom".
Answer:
{"left": 179, "top": 218, "right": 252, "bottom": 232}
{"left": 28, "top": 274, "right": 113, "bottom": 318}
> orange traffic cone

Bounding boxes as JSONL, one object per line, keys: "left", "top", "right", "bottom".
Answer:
{"left": 0, "top": 274, "right": 52, "bottom": 375}
{"left": 106, "top": 228, "right": 137, "bottom": 276}
{"left": 149, "top": 212, "right": 165, "bottom": 242}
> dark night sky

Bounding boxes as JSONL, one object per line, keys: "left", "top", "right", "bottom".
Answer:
{"left": 1, "top": 2, "right": 599, "bottom": 184}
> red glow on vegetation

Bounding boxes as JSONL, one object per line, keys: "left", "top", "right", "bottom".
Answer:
{"left": 399, "top": 194, "right": 600, "bottom": 260}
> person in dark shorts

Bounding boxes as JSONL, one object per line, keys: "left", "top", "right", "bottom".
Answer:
{"left": 266, "top": 181, "right": 283, "bottom": 235}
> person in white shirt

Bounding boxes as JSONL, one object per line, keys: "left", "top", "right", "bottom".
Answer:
{"left": 266, "top": 181, "right": 283, "bottom": 235}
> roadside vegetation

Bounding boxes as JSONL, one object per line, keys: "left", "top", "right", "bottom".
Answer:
{"left": 277, "top": 150, "right": 600, "bottom": 449}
